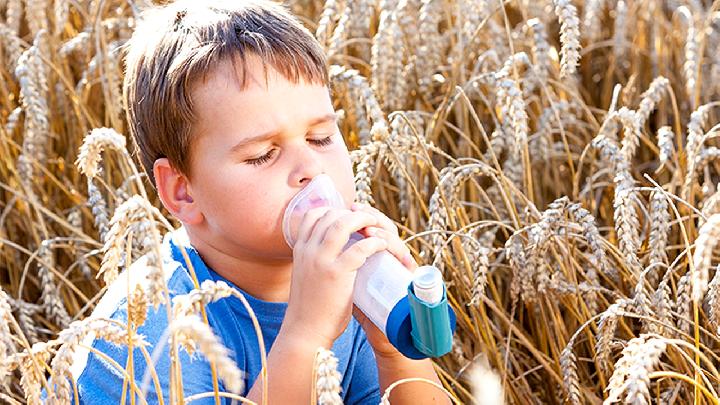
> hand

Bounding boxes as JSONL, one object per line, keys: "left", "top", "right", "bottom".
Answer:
{"left": 350, "top": 203, "right": 419, "bottom": 359}
{"left": 281, "top": 206, "right": 389, "bottom": 348}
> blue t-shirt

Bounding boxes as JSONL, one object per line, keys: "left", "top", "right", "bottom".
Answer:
{"left": 59, "top": 227, "right": 380, "bottom": 404}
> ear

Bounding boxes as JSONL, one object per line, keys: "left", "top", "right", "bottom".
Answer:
{"left": 153, "top": 158, "right": 203, "bottom": 225}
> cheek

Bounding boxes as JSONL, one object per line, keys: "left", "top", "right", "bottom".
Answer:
{"left": 328, "top": 150, "right": 356, "bottom": 207}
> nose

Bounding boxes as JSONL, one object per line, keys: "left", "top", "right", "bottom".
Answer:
{"left": 289, "top": 143, "right": 324, "bottom": 187}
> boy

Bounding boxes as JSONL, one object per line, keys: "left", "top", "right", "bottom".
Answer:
{"left": 69, "top": 0, "right": 451, "bottom": 403}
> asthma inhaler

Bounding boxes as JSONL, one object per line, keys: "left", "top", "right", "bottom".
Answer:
{"left": 282, "top": 174, "right": 456, "bottom": 359}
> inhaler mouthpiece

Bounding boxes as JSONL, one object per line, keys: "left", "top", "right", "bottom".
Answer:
{"left": 282, "top": 174, "right": 345, "bottom": 247}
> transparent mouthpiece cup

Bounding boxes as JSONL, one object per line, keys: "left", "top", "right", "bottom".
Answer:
{"left": 282, "top": 174, "right": 346, "bottom": 247}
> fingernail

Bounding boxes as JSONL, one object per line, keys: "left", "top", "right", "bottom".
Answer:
{"left": 351, "top": 202, "right": 360, "bottom": 210}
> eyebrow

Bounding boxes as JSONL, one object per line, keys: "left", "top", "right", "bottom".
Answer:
{"left": 230, "top": 113, "right": 339, "bottom": 153}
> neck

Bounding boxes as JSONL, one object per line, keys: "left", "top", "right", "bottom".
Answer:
{"left": 184, "top": 229, "right": 293, "bottom": 303}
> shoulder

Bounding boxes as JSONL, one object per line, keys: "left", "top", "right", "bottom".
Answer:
{"left": 69, "top": 229, "right": 217, "bottom": 392}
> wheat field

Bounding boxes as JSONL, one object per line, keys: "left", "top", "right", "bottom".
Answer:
{"left": 2, "top": 0, "right": 720, "bottom": 403}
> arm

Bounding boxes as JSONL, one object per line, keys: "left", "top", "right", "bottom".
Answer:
{"left": 246, "top": 207, "right": 390, "bottom": 404}
{"left": 349, "top": 203, "right": 452, "bottom": 404}
{"left": 245, "top": 326, "right": 332, "bottom": 403}
{"left": 375, "top": 354, "right": 451, "bottom": 404}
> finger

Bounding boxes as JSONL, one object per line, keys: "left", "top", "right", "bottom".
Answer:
{"left": 306, "top": 208, "right": 349, "bottom": 246}
{"left": 351, "top": 203, "right": 398, "bottom": 233}
{"left": 336, "top": 236, "right": 387, "bottom": 271}
{"left": 294, "top": 206, "right": 332, "bottom": 245}
{"left": 319, "top": 211, "right": 381, "bottom": 254}
{"left": 364, "top": 227, "right": 417, "bottom": 270}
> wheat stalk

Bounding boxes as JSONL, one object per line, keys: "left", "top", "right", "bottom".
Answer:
{"left": 4, "top": 0, "right": 22, "bottom": 33}
{"left": 12, "top": 298, "right": 39, "bottom": 344}
{"left": 495, "top": 53, "right": 530, "bottom": 157}
{"left": 612, "top": 0, "right": 628, "bottom": 65}
{"left": 18, "top": 342, "right": 52, "bottom": 404}
{"left": 467, "top": 229, "right": 494, "bottom": 306}
{"left": 636, "top": 76, "right": 670, "bottom": 127}
{"left": 99, "top": 195, "right": 165, "bottom": 310}
{"left": 656, "top": 126, "right": 674, "bottom": 167}
{"left": 14, "top": 30, "right": 50, "bottom": 191}
{"left": 595, "top": 298, "right": 631, "bottom": 374}
{"left": 651, "top": 273, "right": 673, "bottom": 336}
{"left": 677, "top": 6, "right": 698, "bottom": 102}
{"left": 171, "top": 315, "right": 244, "bottom": 394}
{"left": 0, "top": 22, "right": 23, "bottom": 72}
{"left": 371, "top": 2, "right": 406, "bottom": 112}
{"left": 76, "top": 127, "right": 128, "bottom": 179}
{"left": 674, "top": 272, "right": 692, "bottom": 332}
{"left": 0, "top": 288, "right": 16, "bottom": 388}
{"left": 560, "top": 339, "right": 581, "bottom": 405}
{"left": 326, "top": 1, "right": 350, "bottom": 58}
{"left": 705, "top": 264, "right": 720, "bottom": 332}
{"left": 647, "top": 191, "right": 670, "bottom": 268}
{"left": 36, "top": 240, "right": 72, "bottom": 328}
{"left": 525, "top": 18, "right": 550, "bottom": 83}
{"left": 171, "top": 279, "right": 235, "bottom": 319}
{"left": 24, "top": 0, "right": 48, "bottom": 36}
{"left": 553, "top": 0, "right": 581, "bottom": 78}
{"left": 467, "top": 355, "right": 504, "bottom": 405}
{"left": 567, "top": 201, "right": 615, "bottom": 283}
{"left": 128, "top": 283, "right": 148, "bottom": 327}
{"left": 683, "top": 104, "right": 713, "bottom": 198}
{"left": 315, "top": 0, "right": 342, "bottom": 48}
{"left": 47, "top": 318, "right": 148, "bottom": 404}
{"left": 415, "top": 0, "right": 443, "bottom": 94}
{"left": 603, "top": 334, "right": 666, "bottom": 405}
{"left": 691, "top": 213, "right": 720, "bottom": 303}
{"left": 582, "top": 0, "right": 604, "bottom": 43}
{"left": 314, "top": 347, "right": 343, "bottom": 405}
{"left": 592, "top": 134, "right": 642, "bottom": 273}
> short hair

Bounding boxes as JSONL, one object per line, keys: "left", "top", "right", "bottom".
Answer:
{"left": 123, "top": 0, "right": 329, "bottom": 186}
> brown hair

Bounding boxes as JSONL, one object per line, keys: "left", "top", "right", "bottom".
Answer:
{"left": 123, "top": 0, "right": 329, "bottom": 186}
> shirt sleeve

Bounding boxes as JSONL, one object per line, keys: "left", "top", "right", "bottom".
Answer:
{"left": 343, "top": 326, "right": 381, "bottom": 405}
{"left": 75, "top": 303, "right": 232, "bottom": 405}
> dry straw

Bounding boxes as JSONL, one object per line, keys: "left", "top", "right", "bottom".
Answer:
{"left": 553, "top": 0, "right": 581, "bottom": 78}
{"left": 467, "top": 355, "right": 504, "bottom": 405}
{"left": 5, "top": 0, "right": 720, "bottom": 403}
{"left": 47, "top": 318, "right": 148, "bottom": 404}
{"left": 313, "top": 347, "right": 343, "bottom": 405}
{"left": 99, "top": 195, "right": 166, "bottom": 308}
{"left": 0, "top": 288, "right": 16, "bottom": 387}
{"left": 36, "top": 240, "right": 72, "bottom": 328}
{"left": 76, "top": 127, "right": 128, "bottom": 179}
{"left": 172, "top": 315, "right": 244, "bottom": 394}
{"left": 603, "top": 334, "right": 666, "bottom": 404}
{"left": 656, "top": 126, "right": 674, "bottom": 167}
{"left": 15, "top": 29, "right": 50, "bottom": 191}
{"left": 691, "top": 213, "right": 720, "bottom": 303}
{"left": 647, "top": 191, "right": 670, "bottom": 267}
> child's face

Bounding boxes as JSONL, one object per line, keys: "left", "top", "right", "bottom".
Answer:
{"left": 186, "top": 54, "right": 356, "bottom": 260}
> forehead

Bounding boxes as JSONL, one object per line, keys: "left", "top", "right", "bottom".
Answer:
{"left": 189, "top": 54, "right": 333, "bottom": 141}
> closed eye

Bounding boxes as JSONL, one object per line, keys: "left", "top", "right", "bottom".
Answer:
{"left": 308, "top": 134, "right": 334, "bottom": 147}
{"left": 246, "top": 148, "right": 277, "bottom": 166}
{"left": 245, "top": 135, "right": 335, "bottom": 166}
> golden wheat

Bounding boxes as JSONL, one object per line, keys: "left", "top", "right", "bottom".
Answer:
{"left": 3, "top": 0, "right": 720, "bottom": 403}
